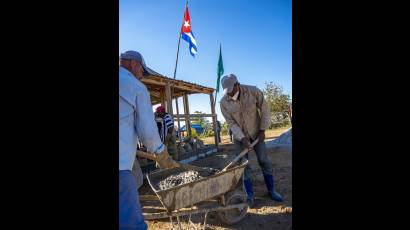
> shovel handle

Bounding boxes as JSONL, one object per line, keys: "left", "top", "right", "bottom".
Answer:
{"left": 221, "top": 138, "right": 259, "bottom": 172}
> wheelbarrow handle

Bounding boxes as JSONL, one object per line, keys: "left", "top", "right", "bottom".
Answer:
{"left": 220, "top": 138, "right": 259, "bottom": 172}
{"left": 136, "top": 150, "right": 157, "bottom": 160}
{"left": 136, "top": 150, "right": 215, "bottom": 173}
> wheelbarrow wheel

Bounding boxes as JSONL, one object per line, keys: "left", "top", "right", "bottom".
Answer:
{"left": 217, "top": 190, "right": 248, "bottom": 224}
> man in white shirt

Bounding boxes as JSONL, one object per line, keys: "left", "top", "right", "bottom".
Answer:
{"left": 119, "top": 50, "right": 179, "bottom": 230}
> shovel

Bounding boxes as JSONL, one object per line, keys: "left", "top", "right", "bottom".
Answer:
{"left": 136, "top": 150, "right": 217, "bottom": 174}
{"left": 220, "top": 138, "right": 259, "bottom": 172}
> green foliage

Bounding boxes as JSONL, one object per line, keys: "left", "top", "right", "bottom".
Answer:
{"left": 199, "top": 123, "right": 215, "bottom": 138}
{"left": 221, "top": 121, "right": 230, "bottom": 135}
{"left": 191, "top": 111, "right": 209, "bottom": 128}
{"left": 263, "top": 82, "right": 292, "bottom": 129}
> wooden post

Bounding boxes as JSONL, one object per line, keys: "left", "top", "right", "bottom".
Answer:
{"left": 183, "top": 93, "right": 191, "bottom": 138}
{"left": 210, "top": 92, "right": 219, "bottom": 148}
{"left": 160, "top": 90, "right": 166, "bottom": 108}
{"left": 175, "top": 96, "right": 182, "bottom": 142}
{"left": 165, "top": 83, "right": 173, "bottom": 115}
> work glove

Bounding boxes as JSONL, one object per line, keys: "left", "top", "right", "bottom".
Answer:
{"left": 240, "top": 137, "right": 251, "bottom": 151}
{"left": 258, "top": 130, "right": 265, "bottom": 142}
{"left": 155, "top": 148, "right": 180, "bottom": 169}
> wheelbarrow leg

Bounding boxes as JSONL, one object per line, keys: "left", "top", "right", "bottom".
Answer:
{"left": 176, "top": 214, "right": 183, "bottom": 230}
{"left": 169, "top": 216, "right": 175, "bottom": 230}
{"left": 203, "top": 211, "right": 209, "bottom": 230}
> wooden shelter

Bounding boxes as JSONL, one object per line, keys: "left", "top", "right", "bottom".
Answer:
{"left": 141, "top": 67, "right": 219, "bottom": 154}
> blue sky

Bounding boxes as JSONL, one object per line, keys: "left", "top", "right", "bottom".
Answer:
{"left": 120, "top": 0, "right": 292, "bottom": 124}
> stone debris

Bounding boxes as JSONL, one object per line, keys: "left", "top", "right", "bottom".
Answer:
{"left": 158, "top": 170, "right": 203, "bottom": 190}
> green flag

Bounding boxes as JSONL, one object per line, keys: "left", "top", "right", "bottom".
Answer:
{"left": 216, "top": 44, "right": 224, "bottom": 92}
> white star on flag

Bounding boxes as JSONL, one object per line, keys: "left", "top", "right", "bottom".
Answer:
{"left": 184, "top": 20, "right": 190, "bottom": 28}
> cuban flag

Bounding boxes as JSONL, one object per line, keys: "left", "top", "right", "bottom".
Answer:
{"left": 181, "top": 6, "right": 197, "bottom": 57}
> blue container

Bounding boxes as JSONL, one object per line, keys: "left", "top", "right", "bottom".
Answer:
{"left": 180, "top": 124, "right": 204, "bottom": 135}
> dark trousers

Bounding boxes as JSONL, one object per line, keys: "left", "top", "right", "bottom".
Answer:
{"left": 233, "top": 139, "right": 273, "bottom": 180}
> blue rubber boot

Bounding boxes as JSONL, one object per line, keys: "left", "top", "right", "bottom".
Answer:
{"left": 243, "top": 178, "right": 255, "bottom": 207}
{"left": 263, "top": 174, "right": 284, "bottom": 202}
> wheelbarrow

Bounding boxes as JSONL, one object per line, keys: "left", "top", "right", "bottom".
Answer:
{"left": 140, "top": 154, "right": 250, "bottom": 226}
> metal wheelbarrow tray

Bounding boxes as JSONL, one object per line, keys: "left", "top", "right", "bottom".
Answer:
{"left": 146, "top": 154, "right": 248, "bottom": 212}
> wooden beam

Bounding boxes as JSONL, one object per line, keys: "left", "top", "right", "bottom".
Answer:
{"left": 210, "top": 93, "right": 218, "bottom": 148}
{"left": 183, "top": 93, "right": 191, "bottom": 138}
{"left": 172, "top": 114, "right": 214, "bottom": 118}
{"left": 175, "top": 97, "right": 182, "bottom": 143}
{"left": 165, "top": 83, "right": 173, "bottom": 115}
{"left": 150, "top": 91, "right": 161, "bottom": 99}
{"left": 172, "top": 91, "right": 185, "bottom": 99}
{"left": 160, "top": 88, "right": 166, "bottom": 107}
{"left": 142, "top": 76, "right": 214, "bottom": 94}
{"left": 148, "top": 90, "right": 161, "bottom": 104}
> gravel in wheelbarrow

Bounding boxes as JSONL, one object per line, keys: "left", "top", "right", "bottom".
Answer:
{"left": 153, "top": 154, "right": 234, "bottom": 190}
{"left": 158, "top": 170, "right": 203, "bottom": 190}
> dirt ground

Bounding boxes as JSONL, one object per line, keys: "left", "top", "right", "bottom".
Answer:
{"left": 140, "top": 128, "right": 292, "bottom": 229}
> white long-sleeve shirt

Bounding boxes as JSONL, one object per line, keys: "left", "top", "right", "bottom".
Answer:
{"left": 119, "top": 66, "right": 164, "bottom": 175}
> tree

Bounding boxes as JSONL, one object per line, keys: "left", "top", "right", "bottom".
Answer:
{"left": 191, "top": 111, "right": 209, "bottom": 128}
{"left": 263, "top": 82, "right": 291, "bottom": 128}
{"left": 221, "top": 121, "right": 230, "bottom": 135}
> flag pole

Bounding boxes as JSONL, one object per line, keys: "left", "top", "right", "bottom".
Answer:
{"left": 214, "top": 86, "right": 218, "bottom": 109}
{"left": 172, "top": 35, "right": 182, "bottom": 80}
{"left": 170, "top": 0, "right": 188, "bottom": 144}
{"left": 172, "top": 0, "right": 188, "bottom": 80}
{"left": 214, "top": 43, "right": 221, "bottom": 109}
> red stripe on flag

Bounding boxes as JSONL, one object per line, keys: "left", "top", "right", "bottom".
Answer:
{"left": 181, "top": 6, "right": 192, "bottom": 33}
